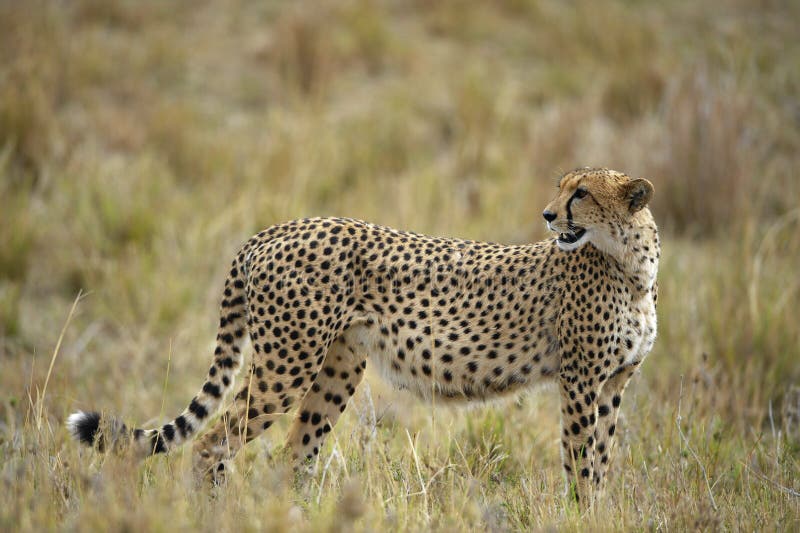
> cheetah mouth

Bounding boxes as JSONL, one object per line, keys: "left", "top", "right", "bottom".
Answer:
{"left": 557, "top": 228, "right": 587, "bottom": 245}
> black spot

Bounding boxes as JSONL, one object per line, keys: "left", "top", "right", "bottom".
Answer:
{"left": 162, "top": 423, "right": 175, "bottom": 441}
{"left": 203, "top": 382, "right": 222, "bottom": 399}
{"left": 189, "top": 398, "right": 208, "bottom": 419}
{"left": 175, "top": 415, "right": 191, "bottom": 438}
{"left": 150, "top": 432, "right": 167, "bottom": 454}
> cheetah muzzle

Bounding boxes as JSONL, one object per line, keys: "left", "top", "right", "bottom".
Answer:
{"left": 67, "top": 167, "right": 660, "bottom": 510}
{"left": 556, "top": 226, "right": 586, "bottom": 246}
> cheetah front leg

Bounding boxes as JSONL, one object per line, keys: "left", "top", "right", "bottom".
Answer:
{"left": 591, "top": 362, "right": 639, "bottom": 493}
{"left": 559, "top": 374, "right": 600, "bottom": 510}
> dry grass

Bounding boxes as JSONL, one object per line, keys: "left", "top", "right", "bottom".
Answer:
{"left": 1, "top": 0, "right": 799, "bottom": 530}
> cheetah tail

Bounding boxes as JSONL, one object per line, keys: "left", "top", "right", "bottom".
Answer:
{"left": 67, "top": 255, "right": 250, "bottom": 459}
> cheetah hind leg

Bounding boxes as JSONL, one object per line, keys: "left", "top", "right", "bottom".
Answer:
{"left": 190, "top": 384, "right": 287, "bottom": 486}
{"left": 191, "top": 354, "right": 327, "bottom": 484}
{"left": 285, "top": 335, "right": 367, "bottom": 468}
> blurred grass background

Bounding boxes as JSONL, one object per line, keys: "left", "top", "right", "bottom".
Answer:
{"left": 1, "top": 0, "right": 799, "bottom": 530}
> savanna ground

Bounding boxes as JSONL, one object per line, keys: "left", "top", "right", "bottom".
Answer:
{"left": 1, "top": 0, "right": 799, "bottom": 530}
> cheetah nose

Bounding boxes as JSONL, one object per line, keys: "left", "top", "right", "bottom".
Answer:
{"left": 542, "top": 210, "right": 557, "bottom": 223}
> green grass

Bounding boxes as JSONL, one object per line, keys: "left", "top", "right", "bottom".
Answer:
{"left": 1, "top": 0, "right": 799, "bottom": 530}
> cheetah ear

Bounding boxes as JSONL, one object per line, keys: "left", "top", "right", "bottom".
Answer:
{"left": 623, "top": 178, "right": 654, "bottom": 213}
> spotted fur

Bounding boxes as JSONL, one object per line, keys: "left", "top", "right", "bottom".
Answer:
{"left": 67, "top": 167, "right": 659, "bottom": 509}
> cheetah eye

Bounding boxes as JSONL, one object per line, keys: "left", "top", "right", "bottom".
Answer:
{"left": 573, "top": 188, "right": 588, "bottom": 199}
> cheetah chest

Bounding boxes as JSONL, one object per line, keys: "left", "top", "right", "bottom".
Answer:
{"left": 619, "top": 295, "right": 657, "bottom": 366}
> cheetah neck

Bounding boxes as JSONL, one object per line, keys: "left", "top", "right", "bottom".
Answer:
{"left": 591, "top": 209, "right": 660, "bottom": 293}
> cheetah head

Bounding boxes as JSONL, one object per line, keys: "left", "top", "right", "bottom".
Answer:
{"left": 542, "top": 168, "right": 654, "bottom": 253}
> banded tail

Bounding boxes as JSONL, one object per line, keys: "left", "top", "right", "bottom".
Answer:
{"left": 67, "top": 254, "right": 250, "bottom": 458}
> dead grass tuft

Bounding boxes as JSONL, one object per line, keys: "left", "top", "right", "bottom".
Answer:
{"left": 651, "top": 69, "right": 760, "bottom": 234}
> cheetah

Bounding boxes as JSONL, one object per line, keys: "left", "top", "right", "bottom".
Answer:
{"left": 68, "top": 167, "right": 659, "bottom": 508}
